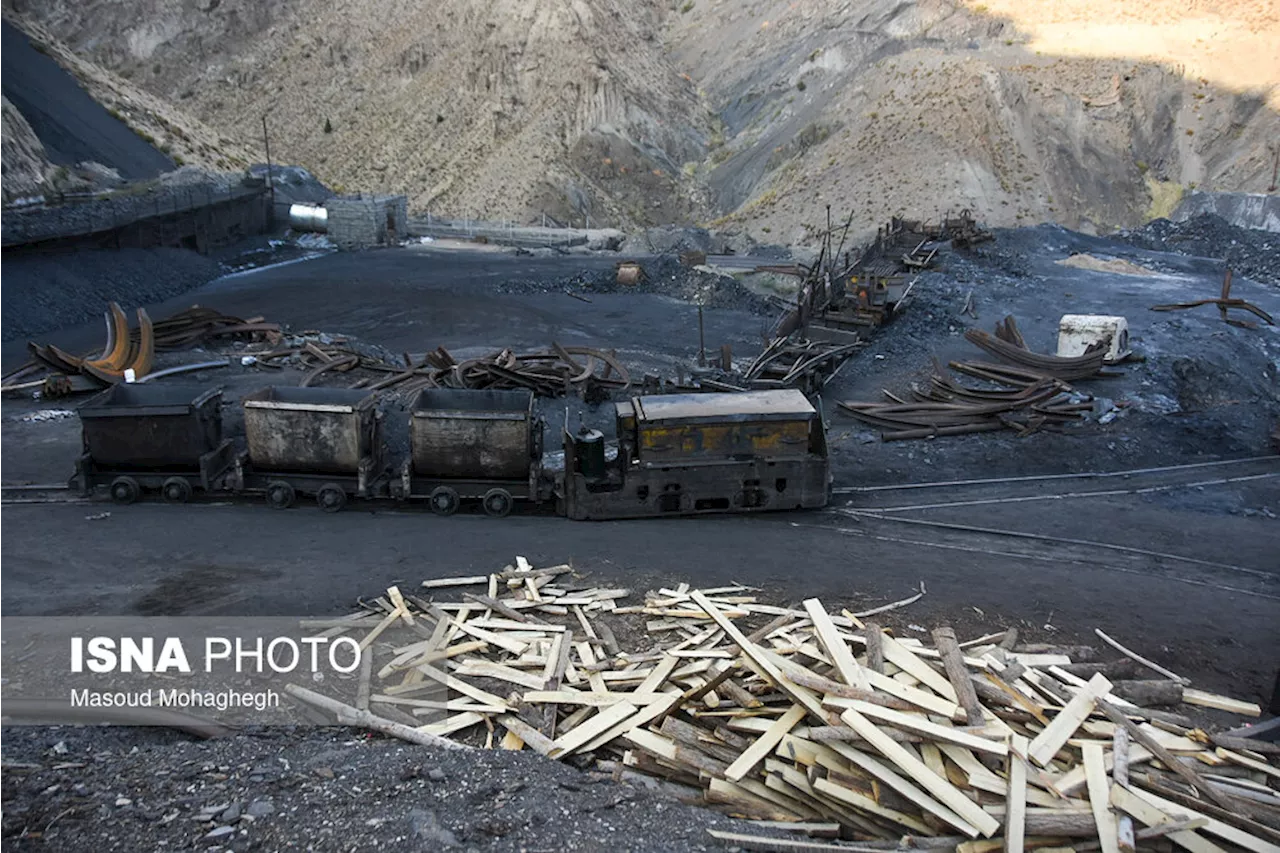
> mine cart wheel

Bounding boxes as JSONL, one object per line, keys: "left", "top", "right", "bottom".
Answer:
{"left": 109, "top": 476, "right": 140, "bottom": 505}
{"left": 161, "top": 477, "right": 193, "bottom": 504}
{"left": 266, "top": 480, "right": 296, "bottom": 510}
{"left": 428, "top": 486, "right": 460, "bottom": 516}
{"left": 482, "top": 488, "right": 513, "bottom": 518}
{"left": 316, "top": 483, "right": 347, "bottom": 513}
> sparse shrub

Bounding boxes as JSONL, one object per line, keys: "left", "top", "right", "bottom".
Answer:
{"left": 796, "top": 80, "right": 806, "bottom": 92}
{"left": 173, "top": 154, "right": 186, "bottom": 166}
{"left": 680, "top": 1, "right": 693, "bottom": 11}
{"left": 1185, "top": 129, "right": 1194, "bottom": 136}
{"left": 324, "top": 117, "right": 333, "bottom": 133}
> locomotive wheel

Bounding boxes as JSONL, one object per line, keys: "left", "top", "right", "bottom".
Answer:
{"left": 161, "top": 477, "right": 193, "bottom": 504}
{"left": 482, "top": 488, "right": 513, "bottom": 518}
{"left": 316, "top": 484, "right": 347, "bottom": 513}
{"left": 428, "top": 486, "right": 459, "bottom": 516}
{"left": 109, "top": 476, "right": 140, "bottom": 505}
{"left": 266, "top": 480, "right": 296, "bottom": 510}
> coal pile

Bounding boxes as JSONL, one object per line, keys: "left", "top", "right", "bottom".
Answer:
{"left": 497, "top": 256, "right": 775, "bottom": 315}
{"left": 1116, "top": 213, "right": 1280, "bottom": 285}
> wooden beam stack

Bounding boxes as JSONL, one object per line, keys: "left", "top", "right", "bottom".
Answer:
{"left": 292, "top": 559, "right": 1280, "bottom": 852}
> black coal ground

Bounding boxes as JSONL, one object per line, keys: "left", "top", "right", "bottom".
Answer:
{"left": 1, "top": 727, "right": 770, "bottom": 852}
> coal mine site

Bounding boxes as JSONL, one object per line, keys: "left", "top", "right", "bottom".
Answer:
{"left": 2, "top": 3, "right": 1279, "bottom": 849}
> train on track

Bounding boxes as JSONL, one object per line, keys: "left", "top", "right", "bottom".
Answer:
{"left": 71, "top": 383, "right": 832, "bottom": 520}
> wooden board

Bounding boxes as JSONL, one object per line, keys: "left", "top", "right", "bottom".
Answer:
{"left": 838, "top": 708, "right": 1000, "bottom": 837}
{"left": 1084, "top": 742, "right": 1121, "bottom": 853}
{"left": 725, "top": 705, "right": 807, "bottom": 782}
{"left": 1005, "top": 734, "right": 1028, "bottom": 853}
{"left": 1028, "top": 673, "right": 1112, "bottom": 767}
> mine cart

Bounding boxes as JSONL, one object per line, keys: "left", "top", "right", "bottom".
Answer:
{"left": 235, "top": 386, "right": 386, "bottom": 511}
{"left": 398, "top": 388, "right": 544, "bottom": 516}
{"left": 72, "top": 384, "right": 235, "bottom": 504}
{"left": 559, "top": 388, "right": 830, "bottom": 520}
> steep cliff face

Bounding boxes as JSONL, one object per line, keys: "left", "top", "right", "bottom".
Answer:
{"left": 2, "top": 94, "right": 50, "bottom": 201}
{"left": 10, "top": 0, "right": 714, "bottom": 226}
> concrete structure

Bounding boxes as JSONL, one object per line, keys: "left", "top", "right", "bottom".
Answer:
{"left": 325, "top": 194, "right": 408, "bottom": 250}
{"left": 1, "top": 184, "right": 270, "bottom": 254}
{"left": 1172, "top": 191, "right": 1280, "bottom": 233}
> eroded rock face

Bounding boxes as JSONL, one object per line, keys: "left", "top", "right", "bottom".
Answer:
{"left": 2, "top": 95, "right": 50, "bottom": 202}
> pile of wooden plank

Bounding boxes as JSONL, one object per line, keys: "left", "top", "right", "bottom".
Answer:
{"left": 290, "top": 559, "right": 1280, "bottom": 852}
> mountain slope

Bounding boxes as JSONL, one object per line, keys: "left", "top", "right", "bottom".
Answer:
{"left": 9, "top": 0, "right": 1278, "bottom": 237}
{"left": 667, "top": 0, "right": 1280, "bottom": 241}
{"left": 9, "top": 0, "right": 714, "bottom": 227}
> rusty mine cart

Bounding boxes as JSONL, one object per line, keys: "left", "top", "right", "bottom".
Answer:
{"left": 559, "top": 389, "right": 831, "bottom": 520}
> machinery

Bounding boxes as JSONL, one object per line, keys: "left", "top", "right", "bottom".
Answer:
{"left": 71, "top": 384, "right": 831, "bottom": 520}
{"left": 560, "top": 390, "right": 830, "bottom": 520}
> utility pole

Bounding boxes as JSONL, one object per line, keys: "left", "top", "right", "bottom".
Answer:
{"left": 1268, "top": 144, "right": 1279, "bottom": 193}
{"left": 262, "top": 115, "right": 276, "bottom": 221}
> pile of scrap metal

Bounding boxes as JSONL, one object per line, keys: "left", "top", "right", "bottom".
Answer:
{"left": 839, "top": 316, "right": 1111, "bottom": 440}
{"left": 4, "top": 304, "right": 280, "bottom": 397}
{"left": 839, "top": 370, "right": 1091, "bottom": 440}
{"left": 737, "top": 337, "right": 864, "bottom": 393}
{"left": 275, "top": 341, "right": 632, "bottom": 400}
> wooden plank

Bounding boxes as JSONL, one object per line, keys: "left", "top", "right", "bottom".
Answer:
{"left": 725, "top": 705, "right": 806, "bottom": 781}
{"left": 421, "top": 575, "right": 488, "bottom": 588}
{"left": 1215, "top": 747, "right": 1280, "bottom": 780}
{"left": 417, "top": 711, "right": 485, "bottom": 736}
{"left": 862, "top": 667, "right": 961, "bottom": 717}
{"left": 839, "top": 708, "right": 1000, "bottom": 837}
{"left": 803, "top": 598, "right": 868, "bottom": 690}
{"left": 497, "top": 714, "right": 556, "bottom": 757}
{"left": 1109, "top": 785, "right": 1227, "bottom": 853}
{"left": 452, "top": 660, "right": 546, "bottom": 690}
{"left": 879, "top": 633, "right": 959, "bottom": 701}
{"left": 1084, "top": 742, "right": 1121, "bottom": 853}
{"left": 810, "top": 776, "right": 933, "bottom": 834}
{"left": 1185, "top": 689, "right": 1262, "bottom": 717}
{"left": 934, "top": 626, "right": 984, "bottom": 726}
{"left": 824, "top": 741, "right": 980, "bottom": 838}
{"left": 1005, "top": 734, "right": 1028, "bottom": 853}
{"left": 1028, "top": 673, "right": 1111, "bottom": 767}
{"left": 521, "top": 689, "right": 671, "bottom": 706}
{"left": 1127, "top": 786, "right": 1280, "bottom": 853}
{"left": 1114, "top": 727, "right": 1136, "bottom": 853}
{"left": 579, "top": 692, "right": 681, "bottom": 754}
{"left": 839, "top": 700, "right": 1008, "bottom": 756}
{"left": 412, "top": 663, "right": 511, "bottom": 709}
{"left": 548, "top": 702, "right": 638, "bottom": 758}
{"left": 1095, "top": 698, "right": 1234, "bottom": 811}
{"left": 864, "top": 621, "right": 886, "bottom": 674}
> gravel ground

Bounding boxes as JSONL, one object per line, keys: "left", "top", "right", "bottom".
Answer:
{"left": 1, "top": 247, "right": 225, "bottom": 342}
{"left": 0, "top": 727, "right": 771, "bottom": 852}
{"left": 1115, "top": 213, "right": 1280, "bottom": 286}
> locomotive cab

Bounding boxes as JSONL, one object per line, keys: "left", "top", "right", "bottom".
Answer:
{"left": 560, "top": 389, "right": 830, "bottom": 520}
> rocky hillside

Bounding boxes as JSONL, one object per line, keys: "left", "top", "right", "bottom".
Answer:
{"left": 670, "top": 0, "right": 1280, "bottom": 242}
{"left": 6, "top": 0, "right": 1278, "bottom": 238}
{"left": 6, "top": 0, "right": 715, "bottom": 228}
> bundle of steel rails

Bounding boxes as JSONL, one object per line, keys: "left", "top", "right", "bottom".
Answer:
{"left": 279, "top": 341, "right": 633, "bottom": 398}
{"left": 4, "top": 303, "right": 282, "bottom": 396}
{"left": 963, "top": 327, "right": 1107, "bottom": 382}
{"left": 742, "top": 338, "right": 865, "bottom": 391}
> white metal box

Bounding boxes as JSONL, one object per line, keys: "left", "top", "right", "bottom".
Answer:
{"left": 1056, "top": 314, "right": 1130, "bottom": 363}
